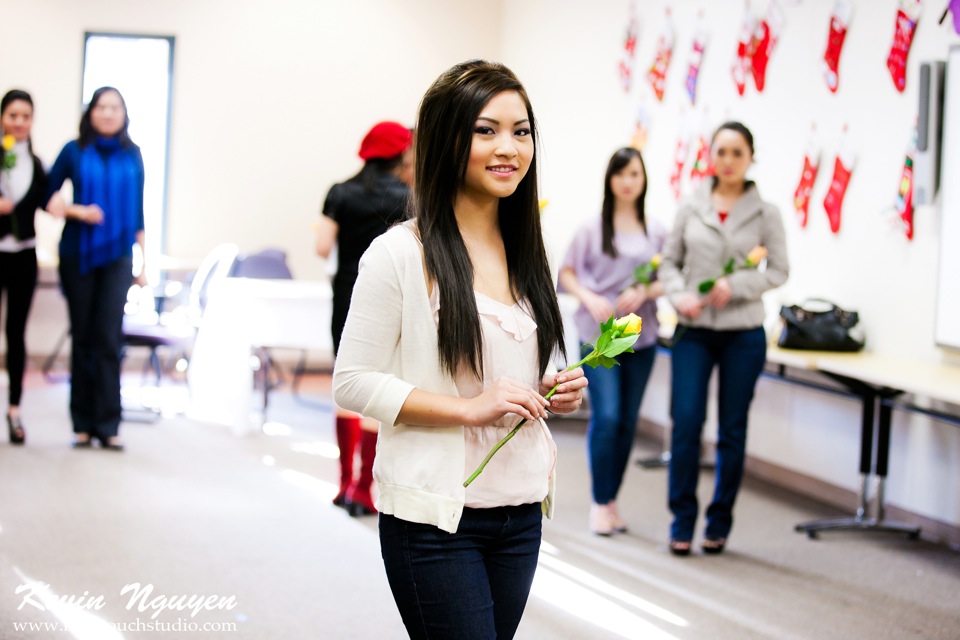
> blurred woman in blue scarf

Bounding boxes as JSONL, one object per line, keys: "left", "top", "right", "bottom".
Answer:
{"left": 45, "top": 87, "right": 146, "bottom": 451}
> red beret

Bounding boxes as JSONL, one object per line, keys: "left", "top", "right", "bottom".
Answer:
{"left": 358, "top": 121, "right": 413, "bottom": 161}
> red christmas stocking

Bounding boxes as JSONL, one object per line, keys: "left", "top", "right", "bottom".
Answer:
{"left": 794, "top": 154, "right": 820, "bottom": 228}
{"left": 750, "top": 0, "right": 785, "bottom": 92}
{"left": 887, "top": 0, "right": 922, "bottom": 93}
{"left": 669, "top": 137, "right": 688, "bottom": 201}
{"left": 685, "top": 16, "right": 708, "bottom": 104}
{"left": 618, "top": 2, "right": 639, "bottom": 92}
{"left": 647, "top": 10, "right": 675, "bottom": 101}
{"left": 731, "top": 2, "right": 755, "bottom": 96}
{"left": 823, "top": 0, "right": 853, "bottom": 93}
{"left": 823, "top": 148, "right": 853, "bottom": 235}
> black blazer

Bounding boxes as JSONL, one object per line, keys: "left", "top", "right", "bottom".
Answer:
{"left": 0, "top": 154, "right": 47, "bottom": 241}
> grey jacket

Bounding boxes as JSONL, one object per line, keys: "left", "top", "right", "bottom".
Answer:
{"left": 660, "top": 181, "right": 789, "bottom": 331}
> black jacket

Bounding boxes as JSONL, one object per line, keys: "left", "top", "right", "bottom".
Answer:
{"left": 0, "top": 154, "right": 47, "bottom": 241}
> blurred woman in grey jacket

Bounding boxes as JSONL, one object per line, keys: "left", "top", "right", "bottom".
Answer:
{"left": 658, "top": 121, "right": 788, "bottom": 556}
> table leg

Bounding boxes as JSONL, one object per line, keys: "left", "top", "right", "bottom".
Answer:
{"left": 795, "top": 377, "right": 919, "bottom": 540}
{"left": 795, "top": 383, "right": 876, "bottom": 538}
{"left": 870, "top": 393, "right": 921, "bottom": 538}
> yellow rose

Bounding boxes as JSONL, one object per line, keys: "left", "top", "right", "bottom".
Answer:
{"left": 538, "top": 199, "right": 549, "bottom": 212}
{"left": 746, "top": 245, "right": 768, "bottom": 266}
{"left": 1, "top": 134, "right": 14, "bottom": 152}
{"left": 650, "top": 253, "right": 662, "bottom": 269}
{"left": 616, "top": 313, "right": 643, "bottom": 335}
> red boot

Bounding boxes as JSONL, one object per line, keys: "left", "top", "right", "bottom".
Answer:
{"left": 347, "top": 429, "right": 378, "bottom": 517}
{"left": 333, "top": 416, "right": 360, "bottom": 508}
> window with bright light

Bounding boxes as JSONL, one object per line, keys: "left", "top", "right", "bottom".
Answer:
{"left": 82, "top": 32, "right": 174, "bottom": 283}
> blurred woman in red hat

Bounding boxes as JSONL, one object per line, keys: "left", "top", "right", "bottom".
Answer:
{"left": 316, "top": 121, "right": 413, "bottom": 516}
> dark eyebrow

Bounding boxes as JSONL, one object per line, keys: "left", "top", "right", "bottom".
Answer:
{"left": 477, "top": 117, "right": 529, "bottom": 126}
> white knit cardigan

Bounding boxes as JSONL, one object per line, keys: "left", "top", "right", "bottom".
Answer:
{"left": 333, "top": 222, "right": 555, "bottom": 533}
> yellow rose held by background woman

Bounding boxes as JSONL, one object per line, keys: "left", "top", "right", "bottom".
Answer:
{"left": 2, "top": 134, "right": 16, "bottom": 171}
{"left": 746, "top": 245, "right": 768, "bottom": 267}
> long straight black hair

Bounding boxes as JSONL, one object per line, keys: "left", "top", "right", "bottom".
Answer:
{"left": 347, "top": 155, "right": 405, "bottom": 191}
{"left": 79, "top": 86, "right": 135, "bottom": 149}
{"left": 600, "top": 147, "right": 648, "bottom": 258}
{"left": 414, "top": 59, "right": 565, "bottom": 380}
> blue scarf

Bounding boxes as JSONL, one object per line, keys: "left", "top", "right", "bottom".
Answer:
{"left": 77, "top": 137, "right": 142, "bottom": 274}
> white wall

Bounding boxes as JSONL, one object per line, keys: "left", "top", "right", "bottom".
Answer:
{"left": 501, "top": 0, "right": 960, "bottom": 528}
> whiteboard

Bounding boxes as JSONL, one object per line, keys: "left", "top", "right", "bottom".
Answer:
{"left": 935, "top": 45, "right": 960, "bottom": 349}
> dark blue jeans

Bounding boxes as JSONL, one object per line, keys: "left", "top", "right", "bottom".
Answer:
{"left": 668, "top": 326, "right": 766, "bottom": 542}
{"left": 582, "top": 343, "right": 657, "bottom": 504}
{"left": 379, "top": 503, "right": 542, "bottom": 640}
{"left": 59, "top": 256, "right": 132, "bottom": 440}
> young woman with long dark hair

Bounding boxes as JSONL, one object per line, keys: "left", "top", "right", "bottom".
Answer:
{"left": 333, "top": 60, "right": 587, "bottom": 639}
{"left": 558, "top": 146, "right": 666, "bottom": 535}
{"left": 316, "top": 121, "right": 413, "bottom": 516}
{"left": 45, "top": 87, "right": 146, "bottom": 451}
{"left": 0, "top": 89, "right": 48, "bottom": 445}
{"left": 659, "top": 121, "right": 789, "bottom": 556}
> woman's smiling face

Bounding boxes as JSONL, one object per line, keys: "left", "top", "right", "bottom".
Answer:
{"left": 1, "top": 99, "right": 33, "bottom": 143}
{"left": 461, "top": 90, "right": 533, "bottom": 203}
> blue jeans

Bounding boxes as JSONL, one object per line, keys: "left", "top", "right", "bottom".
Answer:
{"left": 582, "top": 343, "right": 657, "bottom": 504}
{"left": 668, "top": 326, "right": 766, "bottom": 541}
{"left": 379, "top": 503, "right": 542, "bottom": 640}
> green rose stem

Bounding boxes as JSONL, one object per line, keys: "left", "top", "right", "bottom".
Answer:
{"left": 2, "top": 150, "right": 17, "bottom": 238}
{"left": 463, "top": 356, "right": 588, "bottom": 488}
{"left": 463, "top": 315, "right": 641, "bottom": 488}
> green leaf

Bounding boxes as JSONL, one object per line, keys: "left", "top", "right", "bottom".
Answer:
{"left": 596, "top": 355, "right": 619, "bottom": 369}
{"left": 698, "top": 279, "right": 715, "bottom": 294}
{"left": 633, "top": 264, "right": 653, "bottom": 285}
{"left": 722, "top": 258, "right": 735, "bottom": 274}
{"left": 600, "top": 315, "right": 615, "bottom": 334}
{"left": 601, "top": 334, "right": 639, "bottom": 358}
{"left": 595, "top": 332, "right": 611, "bottom": 354}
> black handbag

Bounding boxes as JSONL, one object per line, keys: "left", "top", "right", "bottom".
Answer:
{"left": 778, "top": 299, "right": 865, "bottom": 352}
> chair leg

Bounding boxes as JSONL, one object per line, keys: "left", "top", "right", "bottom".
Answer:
{"left": 150, "top": 348, "right": 162, "bottom": 386}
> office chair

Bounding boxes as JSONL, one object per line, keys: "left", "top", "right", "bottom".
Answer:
{"left": 121, "top": 243, "right": 240, "bottom": 387}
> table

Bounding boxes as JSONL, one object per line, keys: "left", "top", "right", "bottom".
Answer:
{"left": 766, "top": 346, "right": 960, "bottom": 539}
{"left": 187, "top": 278, "right": 332, "bottom": 435}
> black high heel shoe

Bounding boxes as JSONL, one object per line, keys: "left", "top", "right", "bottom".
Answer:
{"left": 7, "top": 415, "right": 25, "bottom": 445}
{"left": 702, "top": 538, "right": 727, "bottom": 555}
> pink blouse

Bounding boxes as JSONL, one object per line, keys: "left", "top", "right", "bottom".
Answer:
{"left": 429, "top": 287, "right": 557, "bottom": 508}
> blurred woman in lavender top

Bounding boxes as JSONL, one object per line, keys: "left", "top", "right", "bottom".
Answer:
{"left": 558, "top": 147, "right": 666, "bottom": 535}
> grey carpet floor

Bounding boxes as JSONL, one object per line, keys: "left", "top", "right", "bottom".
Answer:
{"left": 1, "top": 373, "right": 958, "bottom": 640}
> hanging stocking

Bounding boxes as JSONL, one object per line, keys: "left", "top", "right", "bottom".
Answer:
{"left": 793, "top": 126, "right": 820, "bottom": 228}
{"left": 685, "top": 14, "right": 708, "bottom": 104}
{"left": 646, "top": 9, "right": 674, "bottom": 102}
{"left": 823, "top": 0, "right": 853, "bottom": 93}
{"left": 750, "top": 0, "right": 785, "bottom": 92}
{"left": 618, "top": 1, "right": 639, "bottom": 92}
{"left": 689, "top": 134, "right": 714, "bottom": 189}
{"left": 631, "top": 102, "right": 651, "bottom": 151}
{"left": 942, "top": 0, "right": 960, "bottom": 35}
{"left": 887, "top": 0, "right": 922, "bottom": 93}
{"left": 732, "top": 2, "right": 755, "bottom": 96}
{"left": 893, "top": 127, "right": 916, "bottom": 239}
{"left": 669, "top": 136, "right": 689, "bottom": 201}
{"left": 823, "top": 127, "right": 855, "bottom": 234}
